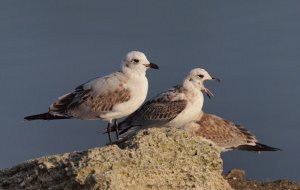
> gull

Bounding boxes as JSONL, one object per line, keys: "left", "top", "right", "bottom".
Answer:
{"left": 24, "top": 51, "right": 159, "bottom": 142}
{"left": 184, "top": 112, "right": 281, "bottom": 152}
{"left": 111, "top": 68, "right": 220, "bottom": 137}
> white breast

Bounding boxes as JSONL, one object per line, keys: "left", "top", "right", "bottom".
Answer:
{"left": 102, "top": 76, "right": 149, "bottom": 120}
{"left": 169, "top": 92, "right": 204, "bottom": 128}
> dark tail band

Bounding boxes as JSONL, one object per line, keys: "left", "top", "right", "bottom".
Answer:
{"left": 24, "top": 112, "right": 71, "bottom": 121}
{"left": 236, "top": 143, "right": 282, "bottom": 152}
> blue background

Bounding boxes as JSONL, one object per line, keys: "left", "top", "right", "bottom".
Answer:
{"left": 1, "top": 0, "right": 299, "bottom": 182}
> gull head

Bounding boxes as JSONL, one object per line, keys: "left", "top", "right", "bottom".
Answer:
{"left": 184, "top": 68, "right": 220, "bottom": 98}
{"left": 122, "top": 51, "right": 159, "bottom": 75}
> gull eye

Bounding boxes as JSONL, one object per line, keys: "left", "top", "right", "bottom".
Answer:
{"left": 133, "top": 59, "right": 139, "bottom": 63}
{"left": 198, "top": 74, "right": 204, "bottom": 78}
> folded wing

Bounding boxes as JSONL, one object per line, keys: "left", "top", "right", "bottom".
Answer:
{"left": 118, "top": 87, "right": 188, "bottom": 135}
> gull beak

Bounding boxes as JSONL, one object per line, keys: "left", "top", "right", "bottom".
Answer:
{"left": 203, "top": 76, "right": 219, "bottom": 98}
{"left": 212, "top": 77, "right": 221, "bottom": 82}
{"left": 145, "top": 62, "right": 159, "bottom": 70}
{"left": 203, "top": 88, "right": 214, "bottom": 99}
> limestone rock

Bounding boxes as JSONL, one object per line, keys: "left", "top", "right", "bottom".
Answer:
{"left": 225, "top": 169, "right": 300, "bottom": 190}
{"left": 0, "top": 127, "right": 232, "bottom": 190}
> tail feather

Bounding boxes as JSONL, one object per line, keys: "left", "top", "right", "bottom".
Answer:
{"left": 119, "top": 124, "right": 133, "bottom": 135}
{"left": 236, "top": 143, "right": 281, "bottom": 152}
{"left": 24, "top": 112, "right": 71, "bottom": 121}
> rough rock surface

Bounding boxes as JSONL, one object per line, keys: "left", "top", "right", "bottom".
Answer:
{"left": 225, "top": 169, "right": 300, "bottom": 190}
{"left": 0, "top": 128, "right": 232, "bottom": 190}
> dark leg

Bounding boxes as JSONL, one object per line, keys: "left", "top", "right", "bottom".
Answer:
{"left": 107, "top": 122, "right": 112, "bottom": 143}
{"left": 114, "top": 120, "right": 120, "bottom": 140}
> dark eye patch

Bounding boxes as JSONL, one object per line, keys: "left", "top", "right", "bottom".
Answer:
{"left": 133, "top": 59, "right": 139, "bottom": 63}
{"left": 198, "top": 74, "right": 204, "bottom": 78}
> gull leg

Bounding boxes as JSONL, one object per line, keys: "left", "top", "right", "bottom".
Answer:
{"left": 107, "top": 122, "right": 112, "bottom": 143}
{"left": 114, "top": 120, "right": 120, "bottom": 140}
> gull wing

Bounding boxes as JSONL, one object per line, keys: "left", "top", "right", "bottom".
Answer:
{"left": 194, "top": 113, "right": 258, "bottom": 149}
{"left": 119, "top": 86, "right": 187, "bottom": 135}
{"left": 49, "top": 72, "right": 130, "bottom": 118}
{"left": 194, "top": 113, "right": 280, "bottom": 151}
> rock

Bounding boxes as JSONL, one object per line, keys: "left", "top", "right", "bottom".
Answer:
{"left": 0, "top": 127, "right": 232, "bottom": 190}
{"left": 225, "top": 169, "right": 246, "bottom": 181}
{"left": 225, "top": 169, "right": 300, "bottom": 190}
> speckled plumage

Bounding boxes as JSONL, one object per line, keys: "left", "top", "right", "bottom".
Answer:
{"left": 119, "top": 86, "right": 188, "bottom": 132}
{"left": 185, "top": 113, "right": 281, "bottom": 152}
{"left": 24, "top": 51, "right": 159, "bottom": 142}
{"left": 117, "top": 68, "right": 218, "bottom": 137}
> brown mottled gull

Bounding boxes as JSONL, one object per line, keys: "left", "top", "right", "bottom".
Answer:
{"left": 184, "top": 112, "right": 281, "bottom": 152}
{"left": 24, "top": 51, "right": 159, "bottom": 142}
{"left": 112, "top": 68, "right": 220, "bottom": 137}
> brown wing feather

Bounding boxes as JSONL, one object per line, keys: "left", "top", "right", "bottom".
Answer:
{"left": 50, "top": 84, "right": 131, "bottom": 116}
{"left": 118, "top": 99, "right": 187, "bottom": 135}
{"left": 49, "top": 93, "right": 77, "bottom": 115}
{"left": 194, "top": 113, "right": 257, "bottom": 148}
{"left": 140, "top": 100, "right": 187, "bottom": 120}
{"left": 192, "top": 113, "right": 281, "bottom": 152}
{"left": 86, "top": 88, "right": 130, "bottom": 112}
